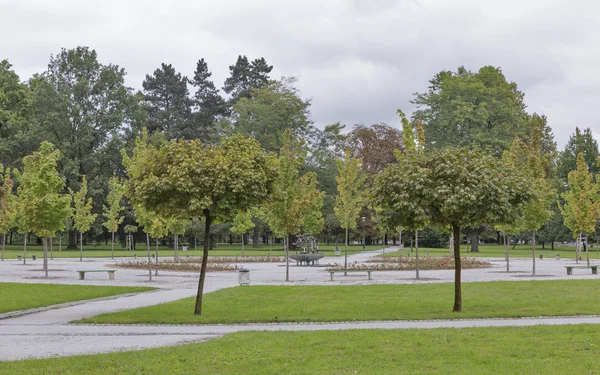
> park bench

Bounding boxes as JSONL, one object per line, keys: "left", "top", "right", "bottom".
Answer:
{"left": 565, "top": 266, "right": 598, "bottom": 275}
{"left": 329, "top": 270, "right": 372, "bottom": 281}
{"left": 77, "top": 270, "right": 117, "bottom": 280}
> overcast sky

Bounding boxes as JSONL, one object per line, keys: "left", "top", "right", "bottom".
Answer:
{"left": 1, "top": 0, "right": 597, "bottom": 149}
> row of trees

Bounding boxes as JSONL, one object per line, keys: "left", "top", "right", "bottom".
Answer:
{"left": 4, "top": 46, "right": 600, "bottom": 314}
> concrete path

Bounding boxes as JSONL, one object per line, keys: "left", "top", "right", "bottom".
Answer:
{"left": 1, "top": 247, "right": 600, "bottom": 361}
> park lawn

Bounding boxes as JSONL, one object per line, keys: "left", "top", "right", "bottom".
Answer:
{"left": 79, "top": 280, "right": 600, "bottom": 325}
{"left": 0, "top": 244, "right": 379, "bottom": 259}
{"left": 0, "top": 282, "right": 156, "bottom": 314}
{"left": 4, "top": 325, "right": 600, "bottom": 375}
{"left": 383, "top": 243, "right": 600, "bottom": 259}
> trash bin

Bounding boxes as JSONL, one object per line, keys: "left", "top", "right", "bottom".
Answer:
{"left": 182, "top": 246, "right": 188, "bottom": 251}
{"left": 539, "top": 254, "right": 543, "bottom": 260}
{"left": 32, "top": 255, "right": 37, "bottom": 260}
{"left": 334, "top": 249, "right": 340, "bottom": 256}
{"left": 238, "top": 269, "right": 250, "bottom": 286}
{"left": 556, "top": 254, "right": 560, "bottom": 260}
{"left": 17, "top": 255, "right": 22, "bottom": 261}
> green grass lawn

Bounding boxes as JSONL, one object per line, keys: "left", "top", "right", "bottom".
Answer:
{"left": 0, "top": 244, "right": 381, "bottom": 259}
{"left": 384, "top": 243, "right": 599, "bottom": 259}
{"left": 79, "top": 280, "right": 600, "bottom": 325}
{"left": 0, "top": 282, "right": 156, "bottom": 314}
{"left": 4, "top": 325, "right": 600, "bottom": 374}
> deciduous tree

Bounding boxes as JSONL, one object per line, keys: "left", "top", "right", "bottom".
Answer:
{"left": 71, "top": 176, "right": 97, "bottom": 261}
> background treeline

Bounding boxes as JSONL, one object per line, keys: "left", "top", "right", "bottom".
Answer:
{"left": 0, "top": 46, "right": 594, "bottom": 249}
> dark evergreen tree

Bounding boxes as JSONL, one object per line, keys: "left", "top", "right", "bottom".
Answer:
{"left": 222, "top": 55, "right": 272, "bottom": 104}
{"left": 189, "top": 58, "right": 226, "bottom": 142}
{"left": 142, "top": 63, "right": 193, "bottom": 140}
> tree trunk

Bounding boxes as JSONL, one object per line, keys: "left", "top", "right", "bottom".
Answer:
{"left": 504, "top": 233, "right": 509, "bottom": 272}
{"left": 59, "top": 233, "right": 62, "bottom": 252}
{"left": 252, "top": 227, "right": 260, "bottom": 248}
{"left": 1, "top": 231, "right": 5, "bottom": 261}
{"left": 241, "top": 234, "right": 245, "bottom": 256}
{"left": 194, "top": 211, "right": 212, "bottom": 315}
{"left": 23, "top": 234, "right": 27, "bottom": 265}
{"left": 551, "top": 241, "right": 554, "bottom": 250}
{"left": 382, "top": 232, "right": 386, "bottom": 253}
{"left": 575, "top": 233, "right": 580, "bottom": 264}
{"left": 146, "top": 232, "right": 152, "bottom": 282}
{"left": 415, "top": 229, "right": 420, "bottom": 279}
{"left": 43, "top": 236, "right": 48, "bottom": 278}
{"left": 50, "top": 237, "right": 53, "bottom": 260}
{"left": 285, "top": 234, "right": 290, "bottom": 282}
{"left": 67, "top": 230, "right": 77, "bottom": 249}
{"left": 470, "top": 233, "right": 480, "bottom": 252}
{"left": 155, "top": 238, "right": 159, "bottom": 276}
{"left": 452, "top": 225, "right": 462, "bottom": 312}
{"left": 174, "top": 234, "right": 179, "bottom": 262}
{"left": 584, "top": 232, "right": 590, "bottom": 267}
{"left": 111, "top": 231, "right": 115, "bottom": 259}
{"left": 9, "top": 230, "right": 12, "bottom": 245}
{"left": 79, "top": 232, "right": 83, "bottom": 261}
{"left": 344, "top": 226, "right": 349, "bottom": 275}
{"left": 532, "top": 231, "right": 536, "bottom": 276}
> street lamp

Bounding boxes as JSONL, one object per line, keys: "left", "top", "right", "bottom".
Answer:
{"left": 361, "top": 217, "right": 366, "bottom": 250}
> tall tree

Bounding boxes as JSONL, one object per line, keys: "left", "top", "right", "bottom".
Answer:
{"left": 14, "top": 142, "right": 71, "bottom": 277}
{"left": 123, "top": 130, "right": 278, "bottom": 315}
{"left": 231, "top": 77, "right": 312, "bottom": 153}
{"left": 30, "top": 46, "right": 138, "bottom": 248}
{"left": 334, "top": 149, "right": 366, "bottom": 274}
{"left": 374, "top": 147, "right": 533, "bottom": 312}
{"left": 142, "top": 63, "right": 193, "bottom": 140}
{"left": 557, "top": 127, "right": 600, "bottom": 185}
{"left": 0, "top": 59, "right": 32, "bottom": 167}
{"left": 0, "top": 165, "right": 14, "bottom": 261}
{"left": 260, "top": 131, "right": 324, "bottom": 281}
{"left": 344, "top": 123, "right": 403, "bottom": 177}
{"left": 71, "top": 176, "right": 97, "bottom": 262}
{"left": 102, "top": 175, "right": 125, "bottom": 259}
{"left": 190, "top": 58, "right": 227, "bottom": 142}
{"left": 560, "top": 153, "right": 600, "bottom": 265}
{"left": 412, "top": 65, "right": 527, "bottom": 154}
{"left": 223, "top": 55, "right": 272, "bottom": 104}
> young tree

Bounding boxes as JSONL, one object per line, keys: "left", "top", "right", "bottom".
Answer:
{"left": 560, "top": 152, "right": 600, "bottom": 265}
{"left": 102, "top": 176, "right": 125, "bottom": 259}
{"left": 0, "top": 166, "right": 14, "bottom": 261}
{"left": 14, "top": 142, "right": 71, "bottom": 277}
{"left": 260, "top": 131, "right": 324, "bottom": 281}
{"left": 374, "top": 147, "right": 532, "bottom": 312}
{"left": 169, "top": 217, "right": 188, "bottom": 261}
{"left": 230, "top": 210, "right": 255, "bottom": 256}
{"left": 334, "top": 150, "right": 366, "bottom": 274}
{"left": 123, "top": 131, "right": 278, "bottom": 315}
{"left": 71, "top": 176, "right": 97, "bottom": 262}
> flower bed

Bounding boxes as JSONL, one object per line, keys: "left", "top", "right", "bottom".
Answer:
{"left": 325, "top": 256, "right": 491, "bottom": 271}
{"left": 115, "top": 260, "right": 236, "bottom": 272}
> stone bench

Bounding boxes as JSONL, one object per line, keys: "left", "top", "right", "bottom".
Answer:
{"left": 329, "top": 270, "right": 372, "bottom": 281}
{"left": 565, "top": 266, "right": 598, "bottom": 275}
{"left": 77, "top": 270, "right": 117, "bottom": 280}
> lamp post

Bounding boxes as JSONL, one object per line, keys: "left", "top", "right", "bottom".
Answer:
{"left": 362, "top": 217, "right": 366, "bottom": 250}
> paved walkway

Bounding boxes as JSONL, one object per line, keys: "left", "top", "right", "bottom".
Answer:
{"left": 1, "top": 247, "right": 599, "bottom": 361}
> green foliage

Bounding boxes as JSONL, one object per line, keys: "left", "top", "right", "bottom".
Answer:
{"left": 260, "top": 131, "right": 324, "bottom": 238}
{"left": 231, "top": 77, "right": 312, "bottom": 153}
{"left": 557, "top": 127, "right": 599, "bottom": 183}
{"left": 142, "top": 63, "right": 193, "bottom": 139}
{"left": 123, "top": 132, "right": 278, "bottom": 222}
{"left": 101, "top": 175, "right": 124, "bottom": 233}
{"left": 413, "top": 65, "right": 527, "bottom": 154}
{"left": 14, "top": 142, "right": 72, "bottom": 238}
{"left": 334, "top": 150, "right": 366, "bottom": 231}
{"left": 190, "top": 58, "right": 227, "bottom": 142}
{"left": 71, "top": 176, "right": 97, "bottom": 234}
{"left": 560, "top": 152, "right": 600, "bottom": 237}
{"left": 223, "top": 55, "right": 272, "bottom": 103}
{"left": 230, "top": 210, "right": 255, "bottom": 236}
{"left": 0, "top": 165, "right": 14, "bottom": 233}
